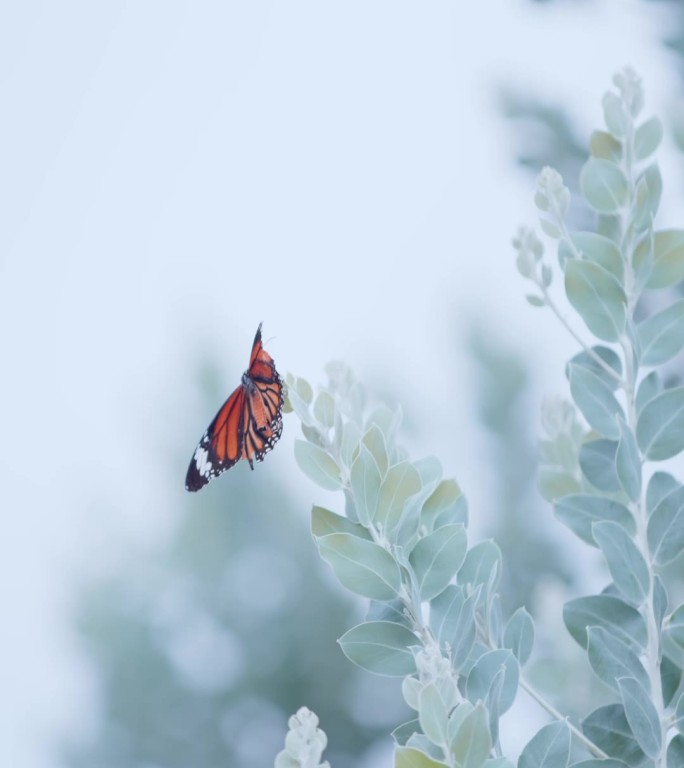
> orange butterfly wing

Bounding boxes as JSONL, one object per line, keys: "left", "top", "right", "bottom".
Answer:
{"left": 185, "top": 324, "right": 284, "bottom": 492}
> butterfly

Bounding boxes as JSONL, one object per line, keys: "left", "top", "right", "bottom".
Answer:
{"left": 185, "top": 323, "right": 284, "bottom": 491}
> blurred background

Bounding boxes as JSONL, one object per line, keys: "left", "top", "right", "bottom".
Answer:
{"left": 3, "top": 1, "right": 684, "bottom": 766}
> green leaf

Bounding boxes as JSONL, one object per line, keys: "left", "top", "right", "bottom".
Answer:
{"left": 392, "top": 719, "right": 421, "bottom": 746}
{"left": 636, "top": 371, "right": 662, "bottom": 414}
{"left": 646, "top": 471, "right": 679, "bottom": 514}
{"left": 669, "top": 605, "right": 684, "bottom": 650}
{"left": 637, "top": 164, "right": 662, "bottom": 225}
{"left": 593, "top": 521, "right": 650, "bottom": 605}
{"left": 647, "top": 484, "right": 684, "bottom": 566}
{"left": 635, "top": 116, "right": 663, "bottom": 160}
{"left": 571, "top": 232, "right": 624, "bottom": 282}
{"left": 449, "top": 703, "right": 492, "bottom": 768}
{"left": 582, "top": 704, "right": 647, "bottom": 765}
{"left": 579, "top": 439, "right": 621, "bottom": 491}
{"left": 350, "top": 443, "right": 383, "bottom": 526}
{"left": 661, "top": 653, "right": 680, "bottom": 707}
{"left": 313, "top": 390, "right": 335, "bottom": 428}
{"left": 587, "top": 627, "right": 650, "bottom": 692}
{"left": 421, "top": 479, "right": 467, "bottom": 529}
{"left": 615, "top": 418, "right": 641, "bottom": 503}
{"left": 430, "top": 585, "right": 476, "bottom": 667}
{"left": 538, "top": 467, "right": 582, "bottom": 503}
{"left": 518, "top": 721, "right": 570, "bottom": 768}
{"left": 338, "top": 621, "right": 417, "bottom": 676}
{"left": 317, "top": 533, "right": 401, "bottom": 600}
{"left": 418, "top": 684, "right": 448, "bottom": 747}
{"left": 569, "top": 364, "right": 623, "bottom": 438}
{"left": 294, "top": 440, "right": 343, "bottom": 490}
{"left": 568, "top": 761, "right": 630, "bottom": 768}
{"left": 395, "top": 747, "right": 449, "bottom": 768}
{"left": 648, "top": 229, "right": 684, "bottom": 289}
{"left": 590, "top": 130, "right": 622, "bottom": 161}
{"left": 555, "top": 494, "right": 634, "bottom": 546}
{"left": 503, "top": 607, "right": 535, "bottom": 666}
{"left": 565, "top": 259, "right": 626, "bottom": 341}
{"left": 563, "top": 595, "right": 647, "bottom": 652}
{"left": 465, "top": 649, "right": 519, "bottom": 714}
{"left": 311, "top": 505, "right": 371, "bottom": 540}
{"left": 361, "top": 424, "right": 389, "bottom": 477}
{"left": 567, "top": 346, "right": 622, "bottom": 391}
{"left": 409, "top": 524, "right": 468, "bottom": 601}
{"left": 617, "top": 677, "right": 661, "bottom": 758}
{"left": 668, "top": 736, "right": 684, "bottom": 768}
{"left": 458, "top": 541, "right": 501, "bottom": 596}
{"left": 603, "top": 91, "right": 627, "bottom": 137}
{"left": 636, "top": 387, "right": 684, "bottom": 460}
{"left": 376, "top": 461, "right": 423, "bottom": 536}
{"left": 580, "top": 157, "right": 628, "bottom": 213}
{"left": 675, "top": 692, "right": 684, "bottom": 732}
{"left": 637, "top": 299, "right": 684, "bottom": 366}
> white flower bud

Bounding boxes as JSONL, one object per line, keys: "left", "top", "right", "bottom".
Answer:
{"left": 613, "top": 66, "right": 643, "bottom": 119}
{"left": 536, "top": 166, "right": 570, "bottom": 219}
{"left": 277, "top": 707, "right": 329, "bottom": 768}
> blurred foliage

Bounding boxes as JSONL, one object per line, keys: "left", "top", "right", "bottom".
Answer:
{"left": 467, "top": 325, "right": 572, "bottom": 617}
{"left": 63, "top": 360, "right": 403, "bottom": 768}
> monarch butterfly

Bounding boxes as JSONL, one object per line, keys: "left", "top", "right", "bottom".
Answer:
{"left": 185, "top": 323, "right": 284, "bottom": 492}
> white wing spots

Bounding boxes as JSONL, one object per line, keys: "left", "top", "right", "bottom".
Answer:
{"left": 194, "top": 444, "right": 213, "bottom": 477}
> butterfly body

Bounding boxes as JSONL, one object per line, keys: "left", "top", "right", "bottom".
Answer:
{"left": 185, "top": 324, "right": 284, "bottom": 492}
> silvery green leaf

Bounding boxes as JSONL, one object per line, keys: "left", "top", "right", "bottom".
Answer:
{"left": 668, "top": 735, "right": 684, "bottom": 768}
{"left": 637, "top": 299, "right": 684, "bottom": 365}
{"left": 572, "top": 231, "right": 624, "bottom": 282}
{"left": 569, "top": 364, "right": 623, "bottom": 438}
{"left": 294, "top": 440, "right": 343, "bottom": 490}
{"left": 567, "top": 346, "right": 622, "bottom": 391}
{"left": 429, "top": 585, "right": 475, "bottom": 665}
{"left": 418, "top": 684, "right": 448, "bottom": 747}
{"left": 402, "top": 677, "right": 422, "bottom": 711}
{"left": 375, "top": 461, "right": 422, "bottom": 536}
{"left": 579, "top": 439, "right": 621, "bottom": 491}
{"left": 675, "top": 693, "right": 684, "bottom": 732}
{"left": 361, "top": 424, "right": 389, "bottom": 477}
{"left": 449, "top": 703, "right": 491, "bottom": 768}
{"left": 311, "top": 505, "right": 371, "bottom": 540}
{"left": 541, "top": 263, "right": 553, "bottom": 287}
{"left": 632, "top": 176, "right": 654, "bottom": 233}
{"left": 653, "top": 575, "right": 668, "bottom": 631}
{"left": 485, "top": 666, "right": 504, "bottom": 745}
{"left": 647, "top": 229, "right": 684, "bottom": 289}
{"left": 538, "top": 467, "right": 582, "bottom": 502}
{"left": 582, "top": 704, "right": 647, "bottom": 765}
{"left": 367, "top": 404, "right": 401, "bottom": 444}
{"left": 565, "top": 259, "right": 626, "bottom": 341}
{"left": 670, "top": 605, "right": 684, "bottom": 650}
{"left": 635, "top": 116, "right": 663, "bottom": 160}
{"left": 554, "top": 494, "right": 634, "bottom": 546}
{"left": 409, "top": 524, "right": 467, "bottom": 602}
{"left": 615, "top": 417, "right": 641, "bottom": 502}
{"left": 392, "top": 719, "right": 421, "bottom": 746}
{"left": 317, "top": 533, "right": 401, "bottom": 601}
{"left": 580, "top": 157, "right": 628, "bottom": 213}
{"left": 603, "top": 91, "right": 627, "bottom": 137}
{"left": 340, "top": 419, "right": 361, "bottom": 468}
{"left": 465, "top": 649, "right": 518, "bottom": 714}
{"left": 503, "top": 607, "right": 535, "bottom": 665}
{"left": 590, "top": 130, "right": 622, "bottom": 161}
{"left": 394, "top": 746, "right": 449, "bottom": 768}
{"left": 313, "top": 390, "right": 335, "bottom": 429}
{"left": 350, "top": 443, "right": 383, "bottom": 526}
{"left": 568, "top": 761, "right": 630, "bottom": 768}
{"left": 338, "top": 620, "right": 417, "bottom": 676}
{"left": 637, "top": 387, "right": 684, "bottom": 460}
{"left": 421, "top": 479, "right": 468, "bottom": 531}
{"left": 526, "top": 294, "right": 545, "bottom": 308}
{"left": 636, "top": 371, "right": 662, "bottom": 414}
{"left": 301, "top": 423, "right": 326, "bottom": 447}
{"left": 446, "top": 701, "right": 474, "bottom": 746}
{"left": 367, "top": 599, "right": 411, "bottom": 628}
{"left": 647, "top": 484, "right": 684, "bottom": 565}
{"left": 633, "top": 226, "right": 654, "bottom": 292}
{"left": 587, "top": 626, "right": 650, "bottom": 692}
{"left": 661, "top": 654, "right": 681, "bottom": 708}
{"left": 541, "top": 218, "right": 562, "bottom": 239}
{"left": 563, "top": 595, "right": 647, "bottom": 652}
{"left": 458, "top": 541, "right": 502, "bottom": 598}
{"left": 617, "top": 677, "right": 661, "bottom": 758}
{"left": 483, "top": 759, "right": 515, "bottom": 768}
{"left": 405, "top": 736, "right": 444, "bottom": 762}
{"left": 488, "top": 593, "right": 503, "bottom": 647}
{"left": 593, "top": 521, "right": 649, "bottom": 605}
{"left": 637, "top": 164, "right": 662, "bottom": 225}
{"left": 518, "top": 721, "right": 570, "bottom": 768}
{"left": 597, "top": 213, "right": 622, "bottom": 243}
